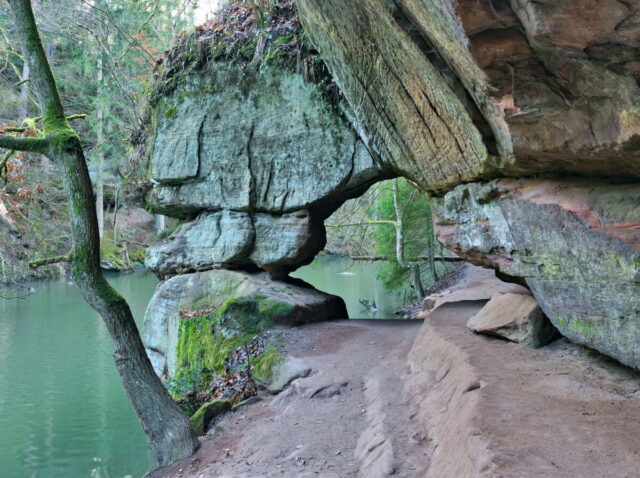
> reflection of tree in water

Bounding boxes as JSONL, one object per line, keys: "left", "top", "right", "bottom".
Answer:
{"left": 324, "top": 178, "right": 457, "bottom": 304}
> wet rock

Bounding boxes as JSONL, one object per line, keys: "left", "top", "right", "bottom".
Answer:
{"left": 467, "top": 293, "right": 558, "bottom": 348}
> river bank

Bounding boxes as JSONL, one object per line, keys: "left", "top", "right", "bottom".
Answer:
{"left": 151, "top": 265, "right": 640, "bottom": 478}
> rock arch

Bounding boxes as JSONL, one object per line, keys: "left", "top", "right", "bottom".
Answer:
{"left": 140, "top": 0, "right": 640, "bottom": 379}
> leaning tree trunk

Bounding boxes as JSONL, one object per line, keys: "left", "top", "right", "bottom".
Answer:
{"left": 2, "top": 0, "right": 198, "bottom": 470}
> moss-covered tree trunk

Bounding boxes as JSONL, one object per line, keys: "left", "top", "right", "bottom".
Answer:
{"left": 2, "top": 0, "right": 198, "bottom": 470}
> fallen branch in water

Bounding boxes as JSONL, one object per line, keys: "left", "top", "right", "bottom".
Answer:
{"left": 349, "top": 255, "right": 463, "bottom": 262}
{"left": 28, "top": 254, "right": 69, "bottom": 268}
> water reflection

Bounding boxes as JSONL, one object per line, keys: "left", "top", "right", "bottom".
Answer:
{"left": 292, "top": 255, "right": 409, "bottom": 318}
{"left": 0, "top": 272, "right": 156, "bottom": 478}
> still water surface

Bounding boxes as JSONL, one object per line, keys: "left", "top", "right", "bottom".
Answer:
{"left": 0, "top": 257, "right": 404, "bottom": 477}
{"left": 293, "top": 255, "right": 406, "bottom": 318}
{"left": 0, "top": 272, "right": 157, "bottom": 478}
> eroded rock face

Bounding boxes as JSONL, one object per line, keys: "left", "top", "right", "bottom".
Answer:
{"left": 299, "top": 0, "right": 640, "bottom": 186}
{"left": 146, "top": 209, "right": 325, "bottom": 279}
{"left": 467, "top": 293, "right": 558, "bottom": 348}
{"left": 434, "top": 178, "right": 640, "bottom": 367}
{"left": 144, "top": 61, "right": 391, "bottom": 279}
{"left": 298, "top": 0, "right": 639, "bottom": 366}
{"left": 149, "top": 63, "right": 386, "bottom": 216}
{"left": 143, "top": 268, "right": 347, "bottom": 378}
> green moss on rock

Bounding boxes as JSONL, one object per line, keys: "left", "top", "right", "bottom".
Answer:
{"left": 170, "top": 293, "right": 298, "bottom": 395}
{"left": 189, "top": 399, "right": 232, "bottom": 435}
{"left": 252, "top": 347, "right": 285, "bottom": 386}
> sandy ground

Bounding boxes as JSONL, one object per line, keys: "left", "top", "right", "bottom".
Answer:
{"left": 151, "top": 319, "right": 425, "bottom": 478}
{"left": 151, "top": 268, "right": 640, "bottom": 478}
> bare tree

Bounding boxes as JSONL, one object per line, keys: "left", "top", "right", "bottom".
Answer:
{"left": 1, "top": 0, "right": 198, "bottom": 470}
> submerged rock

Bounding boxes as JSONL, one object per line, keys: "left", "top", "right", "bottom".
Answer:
{"left": 467, "top": 293, "right": 558, "bottom": 348}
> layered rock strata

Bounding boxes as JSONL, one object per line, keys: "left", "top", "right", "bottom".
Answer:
{"left": 142, "top": 60, "right": 372, "bottom": 379}
{"left": 298, "top": 0, "right": 640, "bottom": 366}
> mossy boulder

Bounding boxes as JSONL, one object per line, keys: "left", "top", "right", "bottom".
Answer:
{"left": 99, "top": 239, "right": 130, "bottom": 272}
{"left": 142, "top": 268, "right": 347, "bottom": 380}
{"left": 189, "top": 399, "right": 232, "bottom": 435}
{"left": 253, "top": 351, "right": 312, "bottom": 394}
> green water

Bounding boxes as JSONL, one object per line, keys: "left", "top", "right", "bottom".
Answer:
{"left": 0, "top": 272, "right": 157, "bottom": 478}
{"left": 0, "top": 257, "right": 404, "bottom": 477}
{"left": 292, "top": 255, "right": 407, "bottom": 318}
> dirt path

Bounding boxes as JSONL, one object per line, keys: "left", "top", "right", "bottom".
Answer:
{"left": 151, "top": 319, "right": 426, "bottom": 478}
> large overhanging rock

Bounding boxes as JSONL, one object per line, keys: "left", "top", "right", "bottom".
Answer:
{"left": 298, "top": 0, "right": 640, "bottom": 186}
{"left": 434, "top": 178, "right": 640, "bottom": 368}
{"left": 143, "top": 60, "right": 391, "bottom": 279}
{"left": 143, "top": 268, "right": 347, "bottom": 379}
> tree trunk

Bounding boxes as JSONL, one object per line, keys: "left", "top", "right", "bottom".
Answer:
{"left": 412, "top": 263, "right": 425, "bottom": 300}
{"left": 4, "top": 0, "right": 199, "bottom": 470}
{"left": 96, "top": 57, "right": 105, "bottom": 239}
{"left": 392, "top": 178, "right": 406, "bottom": 268}
{"left": 154, "top": 214, "right": 165, "bottom": 234}
{"left": 18, "top": 60, "right": 29, "bottom": 120}
{"left": 113, "top": 183, "right": 120, "bottom": 247}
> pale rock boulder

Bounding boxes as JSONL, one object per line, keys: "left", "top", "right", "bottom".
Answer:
{"left": 435, "top": 178, "right": 640, "bottom": 367}
{"left": 142, "top": 268, "right": 347, "bottom": 378}
{"left": 145, "top": 210, "right": 255, "bottom": 277}
{"left": 145, "top": 209, "right": 325, "bottom": 279}
{"left": 147, "top": 62, "right": 385, "bottom": 216}
{"left": 467, "top": 293, "right": 558, "bottom": 348}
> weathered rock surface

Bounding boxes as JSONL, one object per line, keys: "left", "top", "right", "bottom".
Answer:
{"left": 146, "top": 209, "right": 325, "bottom": 278}
{"left": 140, "top": 0, "right": 640, "bottom": 371}
{"left": 143, "top": 268, "right": 347, "bottom": 378}
{"left": 467, "top": 292, "right": 558, "bottom": 348}
{"left": 406, "top": 300, "right": 640, "bottom": 478}
{"left": 299, "top": 0, "right": 640, "bottom": 187}
{"left": 418, "top": 263, "right": 530, "bottom": 317}
{"left": 254, "top": 356, "right": 312, "bottom": 394}
{"left": 190, "top": 399, "right": 232, "bottom": 436}
{"left": 148, "top": 62, "right": 386, "bottom": 216}
{"left": 295, "top": 0, "right": 639, "bottom": 365}
{"left": 435, "top": 178, "right": 640, "bottom": 367}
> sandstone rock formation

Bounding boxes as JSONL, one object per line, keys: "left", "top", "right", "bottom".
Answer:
{"left": 297, "top": 0, "right": 640, "bottom": 367}
{"left": 435, "top": 178, "right": 640, "bottom": 365}
{"left": 143, "top": 268, "right": 347, "bottom": 378}
{"left": 467, "top": 292, "right": 558, "bottom": 348}
{"left": 140, "top": 0, "right": 639, "bottom": 371}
